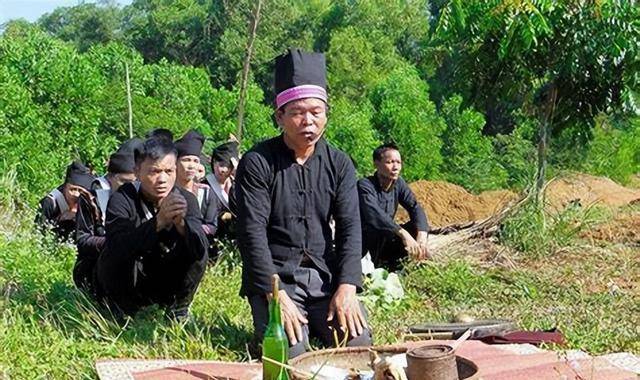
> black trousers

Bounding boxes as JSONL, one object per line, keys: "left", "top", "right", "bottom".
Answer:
{"left": 248, "top": 267, "right": 372, "bottom": 358}
{"left": 95, "top": 252, "right": 207, "bottom": 316}
{"left": 73, "top": 255, "right": 99, "bottom": 297}
{"left": 364, "top": 221, "right": 417, "bottom": 272}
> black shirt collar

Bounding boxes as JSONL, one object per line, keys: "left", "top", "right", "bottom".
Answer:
{"left": 372, "top": 171, "right": 397, "bottom": 193}
{"left": 277, "top": 133, "right": 328, "bottom": 164}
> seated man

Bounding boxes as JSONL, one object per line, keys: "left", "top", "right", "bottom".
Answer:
{"left": 36, "top": 161, "right": 95, "bottom": 242}
{"left": 236, "top": 48, "right": 371, "bottom": 358}
{"left": 358, "top": 143, "right": 430, "bottom": 271}
{"left": 73, "top": 140, "right": 140, "bottom": 295}
{"left": 174, "top": 130, "right": 221, "bottom": 258}
{"left": 95, "top": 136, "right": 208, "bottom": 320}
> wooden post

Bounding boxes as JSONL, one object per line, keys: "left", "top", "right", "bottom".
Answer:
{"left": 236, "top": 0, "right": 263, "bottom": 143}
{"left": 125, "top": 62, "right": 133, "bottom": 138}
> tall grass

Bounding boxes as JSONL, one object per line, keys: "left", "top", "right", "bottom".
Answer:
{"left": 0, "top": 167, "right": 30, "bottom": 237}
{"left": 499, "top": 196, "right": 601, "bottom": 257}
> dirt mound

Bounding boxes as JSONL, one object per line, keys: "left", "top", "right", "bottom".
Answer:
{"left": 544, "top": 173, "right": 640, "bottom": 211}
{"left": 581, "top": 211, "right": 640, "bottom": 245}
{"left": 396, "top": 174, "right": 640, "bottom": 229}
{"left": 397, "top": 180, "right": 518, "bottom": 228}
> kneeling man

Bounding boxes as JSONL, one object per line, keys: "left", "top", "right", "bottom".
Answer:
{"left": 236, "top": 48, "right": 372, "bottom": 358}
{"left": 358, "top": 143, "right": 430, "bottom": 271}
{"left": 95, "top": 136, "right": 208, "bottom": 320}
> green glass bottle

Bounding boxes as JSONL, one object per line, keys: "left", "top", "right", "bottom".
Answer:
{"left": 262, "top": 275, "right": 289, "bottom": 380}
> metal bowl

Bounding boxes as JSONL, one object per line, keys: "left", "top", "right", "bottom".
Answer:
{"left": 288, "top": 345, "right": 479, "bottom": 380}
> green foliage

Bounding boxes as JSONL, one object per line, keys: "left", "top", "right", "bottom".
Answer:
{"left": 38, "top": 1, "right": 123, "bottom": 52}
{"left": 0, "top": 23, "right": 279, "bottom": 205}
{"left": 440, "top": 95, "right": 508, "bottom": 192}
{"left": 326, "top": 27, "right": 378, "bottom": 100}
{"left": 493, "top": 121, "right": 538, "bottom": 189}
{"left": 6, "top": 0, "right": 637, "bottom": 197}
{"left": 123, "top": 0, "right": 211, "bottom": 65}
{"left": 324, "top": 97, "right": 379, "bottom": 175}
{"left": 318, "top": 0, "right": 430, "bottom": 64}
{"left": 583, "top": 116, "right": 640, "bottom": 185}
{"left": 0, "top": 24, "right": 114, "bottom": 202}
{"left": 361, "top": 268, "right": 405, "bottom": 311}
{"left": 430, "top": 0, "right": 640, "bottom": 137}
{"left": 208, "top": 0, "right": 323, "bottom": 90}
{"left": 371, "top": 66, "right": 445, "bottom": 181}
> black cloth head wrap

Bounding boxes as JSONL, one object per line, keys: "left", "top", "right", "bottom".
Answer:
{"left": 175, "top": 129, "right": 205, "bottom": 158}
{"left": 64, "top": 161, "right": 95, "bottom": 190}
{"left": 118, "top": 138, "right": 144, "bottom": 155}
{"left": 211, "top": 141, "right": 239, "bottom": 169}
{"left": 107, "top": 137, "right": 143, "bottom": 174}
{"left": 274, "top": 48, "right": 327, "bottom": 109}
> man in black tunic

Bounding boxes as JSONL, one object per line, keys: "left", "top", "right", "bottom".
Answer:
{"left": 358, "top": 143, "right": 430, "bottom": 271}
{"left": 73, "top": 140, "right": 140, "bottom": 295}
{"left": 236, "top": 48, "right": 371, "bottom": 358}
{"left": 36, "top": 161, "right": 95, "bottom": 242}
{"left": 95, "top": 137, "right": 208, "bottom": 320}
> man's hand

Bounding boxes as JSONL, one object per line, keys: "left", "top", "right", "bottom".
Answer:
{"left": 416, "top": 231, "right": 430, "bottom": 260}
{"left": 327, "top": 284, "right": 367, "bottom": 338}
{"left": 271, "top": 290, "right": 308, "bottom": 345}
{"left": 220, "top": 212, "right": 233, "bottom": 222}
{"left": 156, "top": 193, "right": 187, "bottom": 231}
{"left": 399, "top": 229, "right": 424, "bottom": 260}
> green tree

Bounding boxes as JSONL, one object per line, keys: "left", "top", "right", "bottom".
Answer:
{"left": 38, "top": 0, "right": 123, "bottom": 52}
{"left": 123, "top": 0, "right": 212, "bottom": 66}
{"left": 493, "top": 119, "right": 537, "bottom": 189}
{"left": 317, "top": 0, "right": 430, "bottom": 65}
{"left": 371, "top": 66, "right": 445, "bottom": 181}
{"left": 324, "top": 97, "right": 380, "bottom": 175}
{"left": 429, "top": 0, "right": 640, "bottom": 135}
{"left": 441, "top": 95, "right": 508, "bottom": 192}
{"left": 0, "top": 24, "right": 115, "bottom": 201}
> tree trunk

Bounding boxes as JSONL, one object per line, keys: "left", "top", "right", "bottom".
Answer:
{"left": 535, "top": 118, "right": 547, "bottom": 202}
{"left": 534, "top": 84, "right": 558, "bottom": 203}
{"left": 236, "top": 0, "right": 263, "bottom": 143}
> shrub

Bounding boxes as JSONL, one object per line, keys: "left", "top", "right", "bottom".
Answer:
{"left": 583, "top": 116, "right": 640, "bottom": 184}
{"left": 371, "top": 65, "right": 445, "bottom": 181}
{"left": 440, "top": 95, "right": 508, "bottom": 192}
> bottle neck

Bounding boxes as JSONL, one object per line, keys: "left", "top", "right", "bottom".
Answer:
{"left": 268, "top": 298, "right": 282, "bottom": 326}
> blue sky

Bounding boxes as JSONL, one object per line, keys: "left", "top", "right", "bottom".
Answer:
{"left": 1, "top": 0, "right": 132, "bottom": 24}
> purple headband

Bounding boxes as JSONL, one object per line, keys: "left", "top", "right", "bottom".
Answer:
{"left": 275, "top": 84, "right": 327, "bottom": 109}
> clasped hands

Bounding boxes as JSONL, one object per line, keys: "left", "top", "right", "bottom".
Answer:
{"left": 156, "top": 192, "right": 187, "bottom": 235}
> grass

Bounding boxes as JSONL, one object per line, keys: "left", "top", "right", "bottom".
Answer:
{"left": 0, "top": 181, "right": 638, "bottom": 378}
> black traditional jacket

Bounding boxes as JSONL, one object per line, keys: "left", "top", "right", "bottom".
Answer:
{"left": 235, "top": 135, "right": 362, "bottom": 297}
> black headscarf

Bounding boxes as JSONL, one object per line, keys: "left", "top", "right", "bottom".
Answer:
{"left": 175, "top": 130, "right": 205, "bottom": 158}
{"left": 64, "top": 161, "right": 95, "bottom": 190}
{"left": 211, "top": 141, "right": 239, "bottom": 169}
